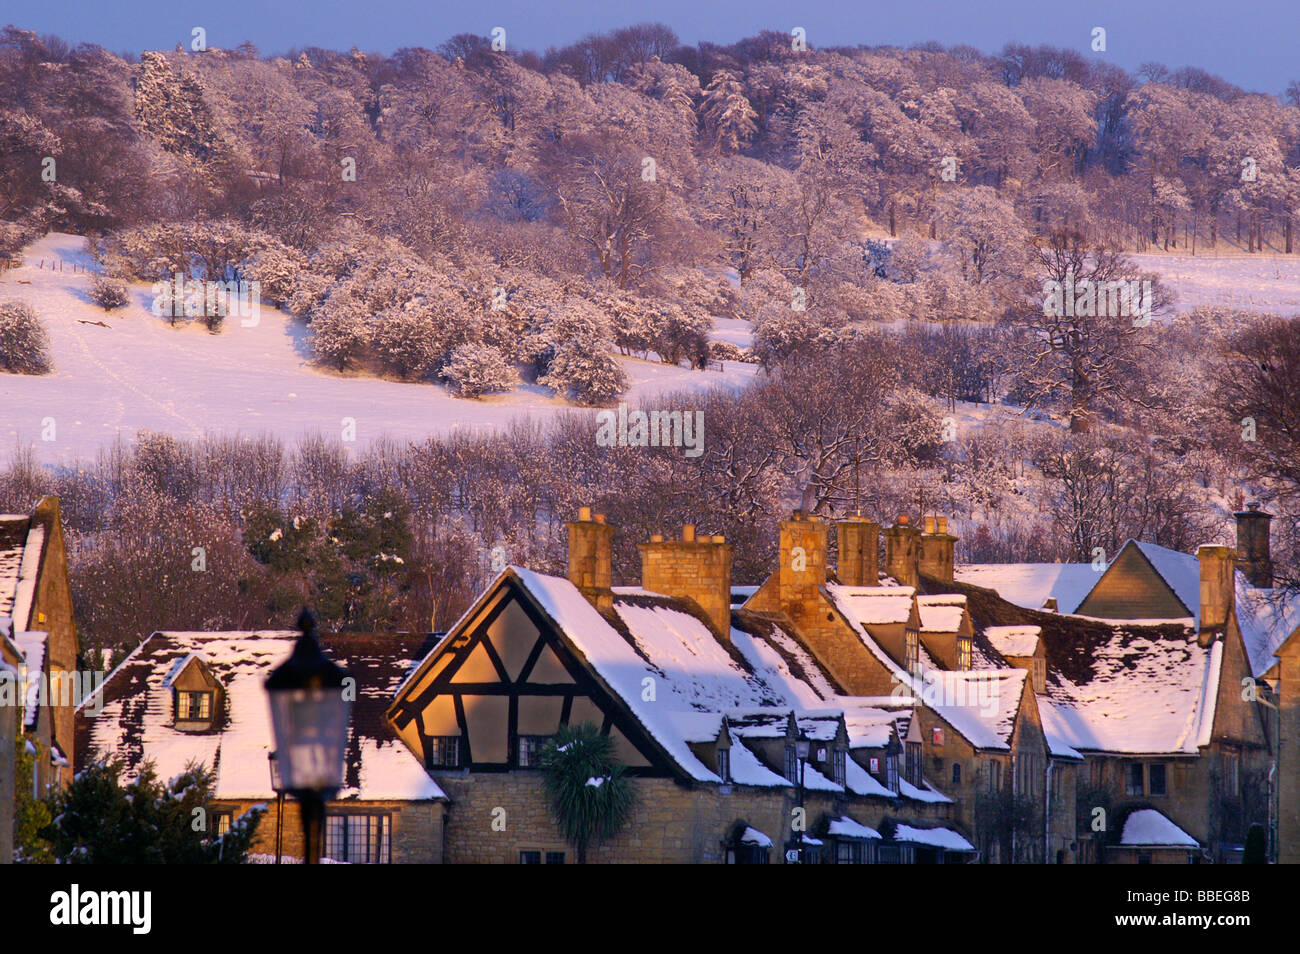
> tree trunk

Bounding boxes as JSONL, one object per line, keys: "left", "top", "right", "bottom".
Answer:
{"left": 888, "top": 201, "right": 896, "bottom": 237}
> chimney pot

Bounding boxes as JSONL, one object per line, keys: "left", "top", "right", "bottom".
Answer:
{"left": 897, "top": 514, "right": 910, "bottom": 526}
{"left": 578, "top": 506, "right": 592, "bottom": 522}
{"left": 650, "top": 533, "right": 663, "bottom": 543}
{"left": 683, "top": 524, "right": 696, "bottom": 542}
{"left": 713, "top": 535, "right": 725, "bottom": 543}
{"left": 936, "top": 516, "right": 948, "bottom": 534}
{"left": 594, "top": 513, "right": 606, "bottom": 524}
{"left": 923, "top": 515, "right": 936, "bottom": 534}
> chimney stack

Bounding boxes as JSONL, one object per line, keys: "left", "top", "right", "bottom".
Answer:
{"left": 640, "top": 527, "right": 733, "bottom": 639}
{"left": 1235, "top": 503, "right": 1273, "bottom": 588}
{"left": 1197, "top": 544, "right": 1235, "bottom": 645}
{"left": 883, "top": 515, "right": 921, "bottom": 588}
{"left": 777, "top": 510, "right": 829, "bottom": 605}
{"left": 836, "top": 516, "right": 880, "bottom": 586}
{"left": 568, "top": 507, "right": 615, "bottom": 612}
{"left": 918, "top": 515, "right": 957, "bottom": 582}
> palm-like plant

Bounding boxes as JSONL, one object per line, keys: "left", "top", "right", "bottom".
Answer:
{"left": 538, "top": 723, "right": 636, "bottom": 863}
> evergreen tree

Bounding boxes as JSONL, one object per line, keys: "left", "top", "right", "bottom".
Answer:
{"left": 43, "top": 758, "right": 263, "bottom": 864}
{"left": 538, "top": 723, "right": 635, "bottom": 863}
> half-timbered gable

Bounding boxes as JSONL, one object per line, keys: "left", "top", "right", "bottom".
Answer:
{"left": 387, "top": 571, "right": 670, "bottom": 776}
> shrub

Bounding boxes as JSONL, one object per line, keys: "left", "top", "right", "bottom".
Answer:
{"left": 442, "top": 342, "right": 518, "bottom": 397}
{"left": 0, "top": 300, "right": 52, "bottom": 374}
{"left": 89, "top": 275, "right": 130, "bottom": 311}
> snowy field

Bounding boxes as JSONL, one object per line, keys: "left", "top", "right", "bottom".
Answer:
{"left": 0, "top": 234, "right": 758, "bottom": 465}
{"left": 1129, "top": 250, "right": 1300, "bottom": 316}
{"left": 4, "top": 233, "right": 1299, "bottom": 466}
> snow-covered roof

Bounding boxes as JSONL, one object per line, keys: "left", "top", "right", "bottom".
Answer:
{"left": 894, "top": 824, "right": 975, "bottom": 851}
{"left": 825, "top": 585, "right": 916, "bottom": 626}
{"left": 77, "top": 630, "right": 446, "bottom": 802}
{"left": 13, "top": 630, "right": 48, "bottom": 728}
{"left": 983, "top": 625, "right": 1041, "bottom": 658}
{"left": 739, "top": 826, "right": 771, "bottom": 847}
{"left": 1119, "top": 809, "right": 1200, "bottom": 848}
{"left": 1236, "top": 577, "right": 1300, "bottom": 679}
{"left": 954, "top": 562, "right": 1098, "bottom": 614}
{"left": 0, "top": 515, "right": 43, "bottom": 632}
{"left": 915, "top": 594, "right": 967, "bottom": 633}
{"left": 828, "top": 816, "right": 880, "bottom": 840}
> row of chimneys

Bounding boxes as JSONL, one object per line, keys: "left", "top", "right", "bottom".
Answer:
{"left": 568, "top": 501, "right": 1275, "bottom": 642}
{"left": 566, "top": 507, "right": 960, "bottom": 639}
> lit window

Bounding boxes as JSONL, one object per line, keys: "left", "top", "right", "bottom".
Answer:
{"left": 905, "top": 629, "right": 920, "bottom": 671}
{"left": 957, "top": 637, "right": 972, "bottom": 670}
{"left": 215, "top": 812, "right": 232, "bottom": 837}
{"left": 176, "top": 691, "right": 211, "bottom": 721}
{"left": 325, "top": 814, "right": 391, "bottom": 864}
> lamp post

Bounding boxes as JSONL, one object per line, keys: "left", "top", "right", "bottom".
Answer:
{"left": 268, "top": 751, "right": 285, "bottom": 865}
{"left": 796, "top": 735, "right": 811, "bottom": 862}
{"left": 265, "top": 609, "right": 351, "bottom": 865}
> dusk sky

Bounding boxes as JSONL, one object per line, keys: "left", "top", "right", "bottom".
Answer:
{"left": 4, "top": 0, "right": 1294, "bottom": 95}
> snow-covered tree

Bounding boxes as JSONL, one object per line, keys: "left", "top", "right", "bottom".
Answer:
{"left": 441, "top": 342, "right": 518, "bottom": 397}
{"left": 701, "top": 70, "right": 758, "bottom": 154}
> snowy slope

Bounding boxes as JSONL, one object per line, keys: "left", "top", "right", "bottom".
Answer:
{"left": 0, "top": 233, "right": 757, "bottom": 464}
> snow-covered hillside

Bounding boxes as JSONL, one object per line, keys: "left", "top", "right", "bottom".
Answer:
{"left": 1129, "top": 250, "right": 1300, "bottom": 316}
{"left": 0, "top": 234, "right": 757, "bottom": 465}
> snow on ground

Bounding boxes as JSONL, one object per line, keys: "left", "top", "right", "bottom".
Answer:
{"left": 0, "top": 233, "right": 757, "bottom": 465}
{"left": 1129, "top": 250, "right": 1300, "bottom": 316}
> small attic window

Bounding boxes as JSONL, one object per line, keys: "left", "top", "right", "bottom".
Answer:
{"left": 957, "top": 637, "right": 972, "bottom": 670}
{"left": 717, "top": 748, "right": 731, "bottom": 783}
{"left": 176, "top": 690, "right": 212, "bottom": 721}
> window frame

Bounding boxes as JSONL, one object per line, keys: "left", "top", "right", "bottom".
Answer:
{"left": 1147, "top": 762, "right": 1167, "bottom": 797}
{"left": 516, "top": 734, "right": 553, "bottom": 769}
{"left": 176, "top": 689, "right": 213, "bottom": 722}
{"left": 957, "top": 636, "right": 972, "bottom": 671}
{"left": 426, "top": 735, "right": 461, "bottom": 769}
{"left": 325, "top": 813, "right": 391, "bottom": 864}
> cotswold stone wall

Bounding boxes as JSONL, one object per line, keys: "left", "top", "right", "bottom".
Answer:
{"left": 435, "top": 773, "right": 948, "bottom": 863}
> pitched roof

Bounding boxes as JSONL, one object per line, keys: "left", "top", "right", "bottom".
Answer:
{"left": 915, "top": 594, "right": 967, "bottom": 633}
{"left": 0, "top": 515, "right": 43, "bottom": 631}
{"left": 984, "top": 625, "right": 1041, "bottom": 658}
{"left": 825, "top": 585, "right": 915, "bottom": 626}
{"left": 953, "top": 562, "right": 1099, "bottom": 615}
{"left": 77, "top": 630, "right": 445, "bottom": 802}
{"left": 1236, "top": 578, "right": 1300, "bottom": 678}
{"left": 939, "top": 577, "right": 1221, "bottom": 755}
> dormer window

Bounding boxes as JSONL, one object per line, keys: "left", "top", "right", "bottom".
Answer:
{"left": 717, "top": 748, "right": 731, "bottom": 783}
{"left": 905, "top": 741, "right": 922, "bottom": 787}
{"left": 885, "top": 751, "right": 900, "bottom": 793}
{"left": 165, "top": 653, "right": 221, "bottom": 730}
{"left": 1033, "top": 657, "right": 1046, "bottom": 693}
{"left": 177, "top": 690, "right": 212, "bottom": 721}
{"left": 784, "top": 743, "right": 798, "bottom": 782}
{"left": 957, "top": 637, "right": 972, "bottom": 670}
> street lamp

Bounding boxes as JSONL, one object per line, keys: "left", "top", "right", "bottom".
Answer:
{"left": 796, "top": 735, "right": 811, "bottom": 862}
{"left": 267, "top": 751, "right": 285, "bottom": 865}
{"left": 265, "top": 608, "right": 351, "bottom": 864}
